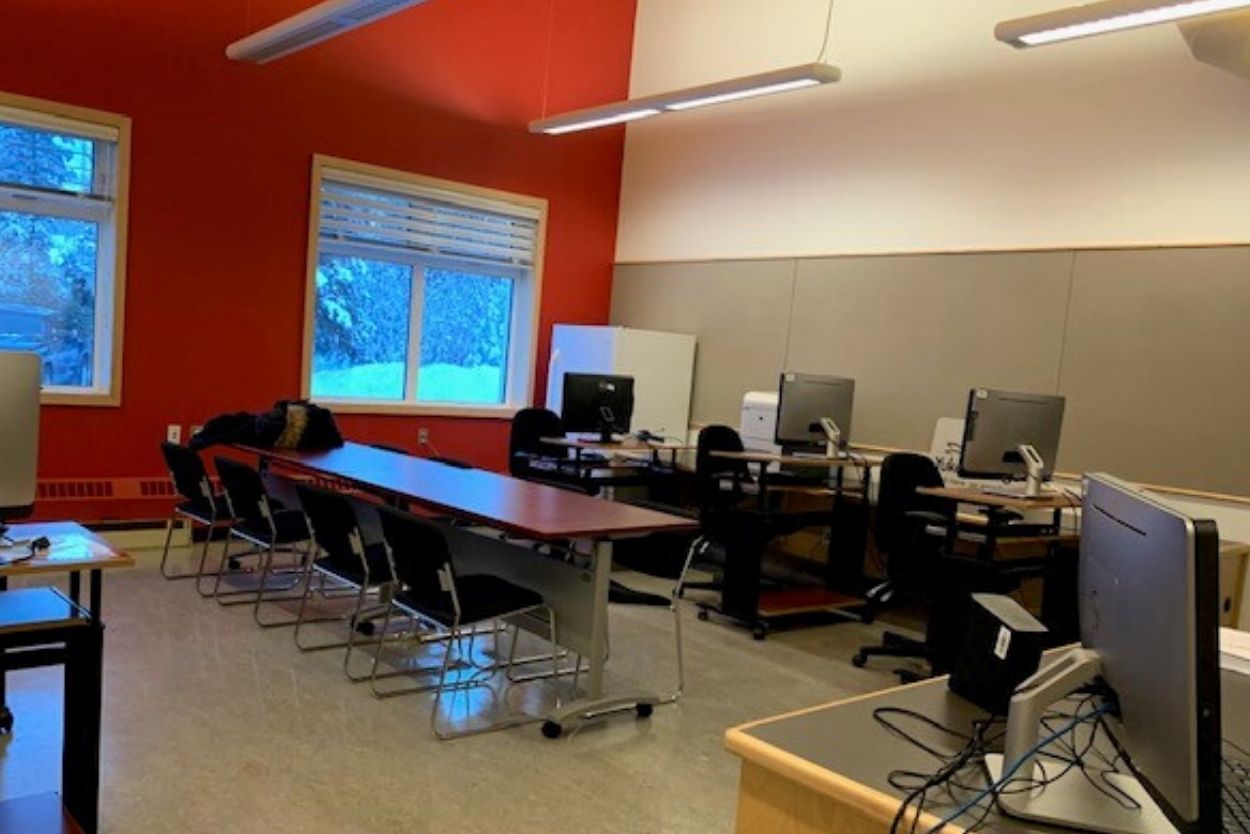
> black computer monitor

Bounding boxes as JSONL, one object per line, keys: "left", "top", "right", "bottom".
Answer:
{"left": 989, "top": 473, "right": 1223, "bottom": 833}
{"left": 560, "top": 373, "right": 635, "bottom": 443}
{"left": 958, "top": 388, "right": 1065, "bottom": 481}
{"left": 0, "top": 352, "right": 40, "bottom": 544}
{"left": 774, "top": 372, "right": 854, "bottom": 453}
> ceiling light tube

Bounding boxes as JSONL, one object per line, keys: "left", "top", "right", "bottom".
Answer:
{"left": 529, "top": 62, "right": 840, "bottom": 135}
{"left": 996, "top": 0, "right": 1250, "bottom": 47}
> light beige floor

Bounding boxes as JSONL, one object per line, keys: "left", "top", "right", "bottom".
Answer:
{"left": 0, "top": 545, "right": 905, "bottom": 834}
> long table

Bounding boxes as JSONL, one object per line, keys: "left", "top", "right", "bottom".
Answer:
{"left": 239, "top": 442, "right": 698, "bottom": 736}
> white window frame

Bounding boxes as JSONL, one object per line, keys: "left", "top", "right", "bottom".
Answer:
{"left": 301, "top": 155, "right": 546, "bottom": 417}
{"left": 0, "top": 91, "right": 130, "bottom": 407}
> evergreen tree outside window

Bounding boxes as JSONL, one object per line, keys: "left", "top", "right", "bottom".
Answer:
{"left": 0, "top": 93, "right": 129, "bottom": 404}
{"left": 304, "top": 157, "right": 544, "bottom": 413}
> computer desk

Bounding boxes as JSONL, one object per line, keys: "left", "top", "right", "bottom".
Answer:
{"left": 726, "top": 655, "right": 1250, "bottom": 834}
{"left": 238, "top": 442, "right": 698, "bottom": 736}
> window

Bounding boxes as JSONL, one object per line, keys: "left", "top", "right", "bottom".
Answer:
{"left": 303, "top": 156, "right": 544, "bottom": 414}
{"left": 0, "top": 93, "right": 129, "bottom": 404}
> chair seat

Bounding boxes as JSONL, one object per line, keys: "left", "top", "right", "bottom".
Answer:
{"left": 313, "top": 542, "right": 394, "bottom": 587}
{"left": 175, "top": 496, "right": 231, "bottom": 525}
{"left": 396, "top": 574, "right": 543, "bottom": 627}
{"left": 233, "top": 508, "right": 309, "bottom": 547}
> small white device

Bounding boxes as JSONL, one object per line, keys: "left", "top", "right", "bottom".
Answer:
{"left": 1017, "top": 443, "right": 1045, "bottom": 498}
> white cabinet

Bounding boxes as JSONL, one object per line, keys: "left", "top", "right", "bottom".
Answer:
{"left": 546, "top": 325, "right": 696, "bottom": 438}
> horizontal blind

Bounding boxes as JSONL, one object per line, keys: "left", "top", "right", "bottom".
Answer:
{"left": 0, "top": 104, "right": 120, "bottom": 143}
{"left": 319, "top": 168, "right": 541, "bottom": 269}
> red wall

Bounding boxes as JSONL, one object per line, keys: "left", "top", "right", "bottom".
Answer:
{"left": 0, "top": 0, "right": 636, "bottom": 519}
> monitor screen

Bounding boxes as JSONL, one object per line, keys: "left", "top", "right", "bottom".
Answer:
{"left": 958, "top": 388, "right": 1064, "bottom": 480}
{"left": 0, "top": 351, "right": 40, "bottom": 522}
{"left": 774, "top": 372, "right": 854, "bottom": 449}
{"left": 1080, "top": 474, "right": 1222, "bottom": 831}
{"left": 560, "top": 373, "right": 635, "bottom": 438}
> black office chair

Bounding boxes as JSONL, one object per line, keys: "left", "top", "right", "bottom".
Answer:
{"left": 508, "top": 408, "right": 567, "bottom": 478}
{"left": 158, "top": 442, "right": 239, "bottom": 581}
{"left": 211, "top": 457, "right": 313, "bottom": 626}
{"left": 293, "top": 484, "right": 398, "bottom": 680}
{"left": 371, "top": 506, "right": 561, "bottom": 739}
{"left": 853, "top": 453, "right": 1041, "bottom": 677}
{"left": 678, "top": 424, "right": 755, "bottom": 596}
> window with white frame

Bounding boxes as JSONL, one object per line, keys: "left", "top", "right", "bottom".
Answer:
{"left": 305, "top": 158, "right": 544, "bottom": 411}
{"left": 0, "top": 96, "right": 128, "bottom": 402}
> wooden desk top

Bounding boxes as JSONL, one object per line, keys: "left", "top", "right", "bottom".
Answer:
{"left": 917, "top": 484, "right": 1079, "bottom": 511}
{"left": 0, "top": 522, "right": 135, "bottom": 578}
{"left": 710, "top": 450, "right": 879, "bottom": 469}
{"left": 540, "top": 436, "right": 694, "bottom": 453}
{"left": 245, "top": 442, "right": 697, "bottom": 542}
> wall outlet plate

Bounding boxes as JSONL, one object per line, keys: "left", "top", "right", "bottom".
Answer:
{"left": 166, "top": 424, "right": 182, "bottom": 444}
{"left": 418, "top": 428, "right": 429, "bottom": 445}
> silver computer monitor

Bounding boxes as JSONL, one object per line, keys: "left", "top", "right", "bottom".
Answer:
{"left": 958, "top": 388, "right": 1064, "bottom": 480}
{"left": 774, "top": 372, "right": 854, "bottom": 451}
{"left": 989, "top": 473, "right": 1222, "bottom": 833}
{"left": 0, "top": 351, "right": 40, "bottom": 535}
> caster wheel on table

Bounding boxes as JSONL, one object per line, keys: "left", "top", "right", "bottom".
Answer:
{"left": 635, "top": 703, "right": 654, "bottom": 719}
{"left": 227, "top": 558, "right": 242, "bottom": 571}
{"left": 696, "top": 608, "right": 709, "bottom": 622}
{"left": 354, "top": 620, "right": 376, "bottom": 637}
{"left": 851, "top": 652, "right": 868, "bottom": 668}
{"left": 0, "top": 707, "right": 13, "bottom": 735}
{"left": 860, "top": 609, "right": 875, "bottom": 626}
{"left": 752, "top": 625, "right": 768, "bottom": 641}
{"left": 541, "top": 720, "right": 563, "bottom": 739}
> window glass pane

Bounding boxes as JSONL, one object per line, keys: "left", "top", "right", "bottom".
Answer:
{"left": 417, "top": 269, "right": 512, "bottom": 405}
{"left": 311, "top": 253, "right": 412, "bottom": 401}
{"left": 0, "top": 210, "right": 98, "bottom": 388}
{"left": 0, "top": 122, "right": 96, "bottom": 195}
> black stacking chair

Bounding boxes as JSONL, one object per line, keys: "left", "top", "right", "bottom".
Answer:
{"left": 158, "top": 442, "right": 238, "bottom": 581}
{"left": 372, "top": 506, "right": 560, "bottom": 739}
{"left": 293, "top": 484, "right": 398, "bottom": 680}
{"left": 211, "top": 457, "right": 313, "bottom": 626}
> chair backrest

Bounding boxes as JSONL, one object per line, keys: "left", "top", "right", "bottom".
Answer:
{"left": 876, "top": 453, "right": 948, "bottom": 585}
{"left": 376, "top": 505, "right": 457, "bottom": 616}
{"left": 508, "top": 408, "right": 564, "bottom": 476}
{"left": 296, "top": 484, "right": 368, "bottom": 577}
{"left": 694, "top": 425, "right": 751, "bottom": 507}
{"left": 161, "top": 442, "right": 214, "bottom": 505}
{"left": 213, "top": 457, "right": 271, "bottom": 523}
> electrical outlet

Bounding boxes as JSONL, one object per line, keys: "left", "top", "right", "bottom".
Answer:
{"left": 166, "top": 424, "right": 182, "bottom": 444}
{"left": 417, "top": 428, "right": 430, "bottom": 446}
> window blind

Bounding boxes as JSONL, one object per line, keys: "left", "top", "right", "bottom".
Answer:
{"left": 319, "top": 168, "right": 541, "bottom": 269}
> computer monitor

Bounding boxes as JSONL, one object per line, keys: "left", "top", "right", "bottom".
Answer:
{"left": 987, "top": 473, "right": 1222, "bottom": 833}
{"left": 958, "top": 388, "right": 1065, "bottom": 484}
{"left": 0, "top": 352, "right": 41, "bottom": 544}
{"left": 774, "top": 372, "right": 854, "bottom": 454}
{"left": 560, "top": 373, "right": 635, "bottom": 442}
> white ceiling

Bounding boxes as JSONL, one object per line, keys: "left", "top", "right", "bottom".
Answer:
{"left": 630, "top": 0, "right": 1205, "bottom": 103}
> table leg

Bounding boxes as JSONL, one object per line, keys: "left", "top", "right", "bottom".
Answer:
{"left": 62, "top": 624, "right": 103, "bottom": 834}
{"left": 68, "top": 572, "right": 81, "bottom": 607}
{"left": 541, "top": 539, "right": 660, "bottom": 737}
{"left": 89, "top": 570, "right": 102, "bottom": 621}
{"left": 0, "top": 575, "right": 7, "bottom": 732}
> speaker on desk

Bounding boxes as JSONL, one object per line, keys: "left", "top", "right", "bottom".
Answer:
{"left": 949, "top": 593, "right": 1049, "bottom": 714}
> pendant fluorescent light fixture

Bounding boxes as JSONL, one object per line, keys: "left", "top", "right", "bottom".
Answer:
{"left": 996, "top": 0, "right": 1250, "bottom": 47}
{"left": 227, "top": 0, "right": 432, "bottom": 64}
{"left": 529, "top": 62, "right": 840, "bottom": 135}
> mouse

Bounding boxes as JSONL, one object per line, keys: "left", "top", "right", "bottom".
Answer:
{"left": 30, "top": 536, "right": 51, "bottom": 552}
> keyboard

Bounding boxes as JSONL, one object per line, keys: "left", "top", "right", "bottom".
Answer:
{"left": 1225, "top": 756, "right": 1250, "bottom": 833}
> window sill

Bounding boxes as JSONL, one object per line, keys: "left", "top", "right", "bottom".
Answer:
{"left": 41, "top": 391, "right": 120, "bottom": 407}
{"left": 313, "top": 400, "right": 522, "bottom": 419}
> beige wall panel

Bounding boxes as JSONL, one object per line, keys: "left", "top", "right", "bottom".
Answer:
{"left": 1058, "top": 248, "right": 1250, "bottom": 494}
{"left": 786, "top": 252, "right": 1073, "bottom": 452}
{"left": 611, "top": 261, "right": 794, "bottom": 425}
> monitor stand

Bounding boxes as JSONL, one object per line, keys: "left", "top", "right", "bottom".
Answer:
{"left": 983, "top": 648, "right": 1179, "bottom": 834}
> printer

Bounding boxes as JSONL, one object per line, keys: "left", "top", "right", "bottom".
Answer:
{"left": 740, "top": 391, "right": 780, "bottom": 454}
